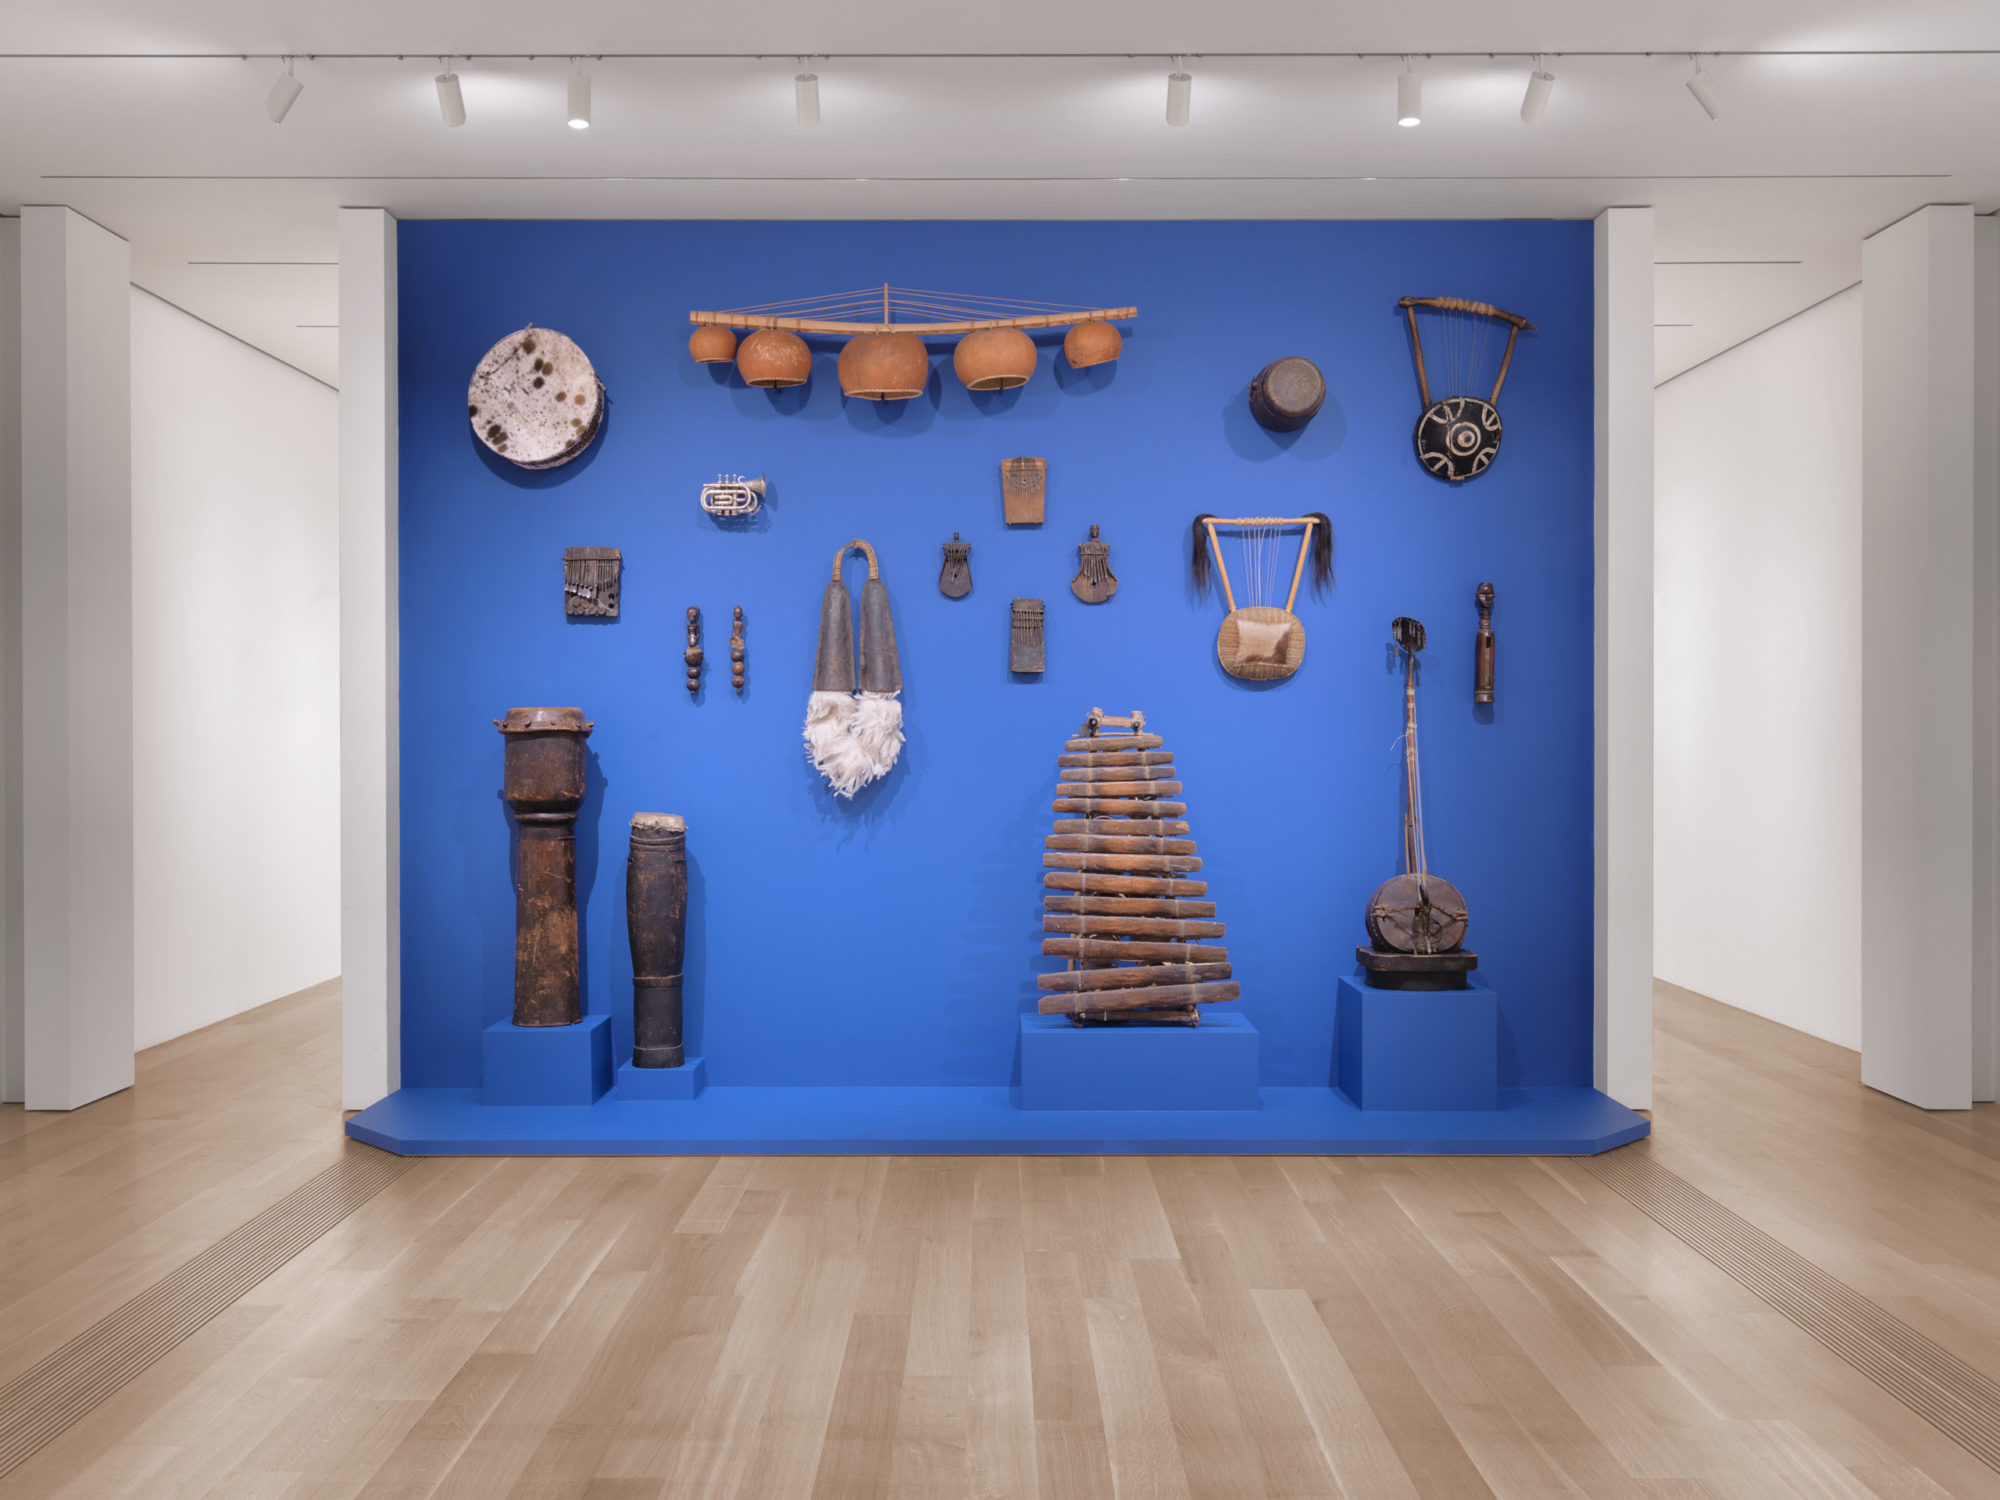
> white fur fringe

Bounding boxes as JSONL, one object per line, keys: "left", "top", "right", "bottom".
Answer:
{"left": 804, "top": 689, "right": 903, "bottom": 798}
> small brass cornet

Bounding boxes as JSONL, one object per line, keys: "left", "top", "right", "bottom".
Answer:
{"left": 700, "top": 473, "right": 766, "bottom": 517}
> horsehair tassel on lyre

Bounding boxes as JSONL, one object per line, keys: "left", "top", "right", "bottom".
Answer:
{"left": 1398, "top": 296, "right": 1534, "bottom": 405}
{"left": 1190, "top": 513, "right": 1217, "bottom": 596}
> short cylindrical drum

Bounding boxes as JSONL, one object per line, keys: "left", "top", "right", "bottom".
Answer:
{"left": 495, "top": 707, "right": 593, "bottom": 1027}
{"left": 627, "top": 813, "right": 689, "bottom": 1068}
{"left": 1247, "top": 355, "right": 1326, "bottom": 432}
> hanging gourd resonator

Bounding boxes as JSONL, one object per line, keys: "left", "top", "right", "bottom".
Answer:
{"left": 1397, "top": 296, "right": 1533, "bottom": 482}
{"left": 687, "top": 286, "right": 1134, "bottom": 403}
{"left": 1190, "top": 513, "right": 1332, "bottom": 680}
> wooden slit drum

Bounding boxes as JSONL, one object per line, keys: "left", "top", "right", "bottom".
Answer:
{"left": 1037, "top": 960, "right": 1232, "bottom": 993}
{"left": 1053, "top": 797, "right": 1188, "bottom": 817}
{"left": 1039, "top": 981, "right": 1239, "bottom": 1015}
{"left": 1041, "top": 893, "right": 1218, "bottom": 919}
{"left": 1041, "top": 914, "right": 1225, "bottom": 940}
{"left": 1051, "top": 762, "right": 1181, "bottom": 782}
{"left": 1043, "top": 871, "right": 1208, "bottom": 897}
{"left": 1042, "top": 937, "right": 1229, "bottom": 964}
{"left": 1051, "top": 818, "right": 1191, "bottom": 836}
{"left": 1063, "top": 733, "right": 1164, "bottom": 753}
{"left": 1054, "top": 780, "right": 1184, "bottom": 799}
{"left": 1044, "top": 834, "right": 1198, "bottom": 856}
{"left": 1056, "top": 751, "right": 1175, "bottom": 770}
{"left": 1042, "top": 851, "right": 1202, "bottom": 874}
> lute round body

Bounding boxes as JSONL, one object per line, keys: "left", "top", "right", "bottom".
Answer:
{"left": 1414, "top": 396, "right": 1502, "bottom": 482}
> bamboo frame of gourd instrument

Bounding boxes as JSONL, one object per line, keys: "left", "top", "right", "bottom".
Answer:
{"left": 1200, "top": 515, "right": 1324, "bottom": 616}
{"left": 687, "top": 305, "right": 1137, "bottom": 334}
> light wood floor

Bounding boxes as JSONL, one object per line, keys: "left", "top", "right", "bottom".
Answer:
{"left": 3, "top": 981, "right": 1999, "bottom": 1498}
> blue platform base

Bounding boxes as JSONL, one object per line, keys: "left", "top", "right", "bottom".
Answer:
{"left": 615, "top": 1056, "right": 708, "bottom": 1100}
{"left": 1018, "top": 1012, "right": 1260, "bottom": 1111}
{"left": 481, "top": 1014, "right": 612, "bottom": 1106}
{"left": 1337, "top": 976, "right": 1499, "bottom": 1111}
{"left": 346, "top": 1081, "right": 1648, "bottom": 1156}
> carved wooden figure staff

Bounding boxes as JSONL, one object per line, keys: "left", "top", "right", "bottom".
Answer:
{"left": 1475, "top": 582, "right": 1496, "bottom": 704}
{"left": 495, "top": 707, "right": 593, "bottom": 1027}
{"left": 627, "top": 813, "right": 689, "bottom": 1068}
{"left": 684, "top": 607, "right": 703, "bottom": 696}
{"left": 730, "top": 607, "right": 746, "bottom": 692}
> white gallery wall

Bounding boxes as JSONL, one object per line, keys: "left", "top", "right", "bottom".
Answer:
{"left": 1655, "top": 286, "right": 1864, "bottom": 1047}
{"left": 129, "top": 290, "right": 340, "bottom": 1049}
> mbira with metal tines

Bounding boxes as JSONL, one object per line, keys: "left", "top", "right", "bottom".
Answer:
{"left": 1037, "top": 707, "right": 1240, "bottom": 1026}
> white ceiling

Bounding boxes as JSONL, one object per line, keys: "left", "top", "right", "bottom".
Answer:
{"left": 5, "top": 1, "right": 1998, "bottom": 388}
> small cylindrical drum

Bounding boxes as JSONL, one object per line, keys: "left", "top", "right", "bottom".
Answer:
{"left": 1248, "top": 356, "right": 1326, "bottom": 432}
{"left": 496, "top": 707, "right": 593, "bottom": 1027}
{"left": 627, "top": 813, "right": 689, "bottom": 1068}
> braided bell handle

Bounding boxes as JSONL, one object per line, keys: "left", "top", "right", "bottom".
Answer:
{"left": 833, "top": 538, "right": 881, "bottom": 581}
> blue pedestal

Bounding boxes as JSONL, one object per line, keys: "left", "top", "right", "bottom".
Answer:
{"left": 615, "top": 1056, "right": 709, "bottom": 1100}
{"left": 482, "top": 1014, "right": 612, "bottom": 1105}
{"left": 1018, "top": 1011, "right": 1261, "bottom": 1111}
{"left": 1337, "top": 976, "right": 1498, "bottom": 1111}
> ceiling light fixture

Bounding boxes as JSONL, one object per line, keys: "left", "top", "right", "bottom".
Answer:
{"left": 1685, "top": 55, "right": 1721, "bottom": 121}
{"left": 567, "top": 59, "right": 591, "bottom": 129}
{"left": 1520, "top": 57, "right": 1554, "bottom": 123}
{"left": 436, "top": 59, "right": 465, "bottom": 127}
{"left": 1165, "top": 56, "right": 1192, "bottom": 127}
{"left": 795, "top": 59, "right": 820, "bottom": 127}
{"left": 265, "top": 56, "right": 302, "bottom": 123}
{"left": 1396, "top": 57, "right": 1422, "bottom": 127}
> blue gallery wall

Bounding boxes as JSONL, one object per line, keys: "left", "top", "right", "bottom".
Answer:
{"left": 397, "top": 219, "right": 1594, "bottom": 1093}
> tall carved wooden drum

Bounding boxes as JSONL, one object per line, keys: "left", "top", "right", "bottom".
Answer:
{"left": 627, "top": 813, "right": 689, "bottom": 1068}
{"left": 495, "top": 706, "right": 593, "bottom": 1027}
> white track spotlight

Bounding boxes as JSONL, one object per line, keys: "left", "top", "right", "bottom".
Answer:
{"left": 567, "top": 61, "right": 591, "bottom": 129}
{"left": 436, "top": 62, "right": 466, "bottom": 128}
{"left": 1165, "top": 57, "right": 1192, "bottom": 127}
{"left": 795, "top": 61, "right": 820, "bottom": 127}
{"left": 1520, "top": 58, "right": 1554, "bottom": 124}
{"left": 1685, "top": 56, "right": 1721, "bottom": 121}
{"left": 1397, "top": 58, "right": 1422, "bottom": 127}
{"left": 265, "top": 56, "right": 303, "bottom": 123}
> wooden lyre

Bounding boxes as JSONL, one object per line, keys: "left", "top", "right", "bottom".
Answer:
{"left": 1398, "top": 296, "right": 1534, "bottom": 483}
{"left": 1190, "top": 513, "right": 1332, "bottom": 681}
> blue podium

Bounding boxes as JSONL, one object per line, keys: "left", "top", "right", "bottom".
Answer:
{"left": 482, "top": 1014, "right": 612, "bottom": 1106}
{"left": 1336, "top": 976, "right": 1499, "bottom": 1111}
{"left": 615, "top": 1056, "right": 709, "bottom": 1100}
{"left": 1018, "top": 1011, "right": 1261, "bottom": 1111}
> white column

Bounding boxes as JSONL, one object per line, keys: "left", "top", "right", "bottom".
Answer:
{"left": 1861, "top": 204, "right": 1976, "bottom": 1109}
{"left": 0, "top": 217, "right": 21, "bottom": 1104}
{"left": 339, "top": 208, "right": 400, "bottom": 1111}
{"left": 19, "top": 206, "right": 134, "bottom": 1110}
{"left": 1594, "top": 206, "right": 1655, "bottom": 1110}
{"left": 1971, "top": 213, "right": 1999, "bottom": 1103}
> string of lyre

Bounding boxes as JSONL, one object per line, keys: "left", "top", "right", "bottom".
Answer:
{"left": 1200, "top": 515, "right": 1323, "bottom": 615}
{"left": 1398, "top": 296, "right": 1533, "bottom": 407}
